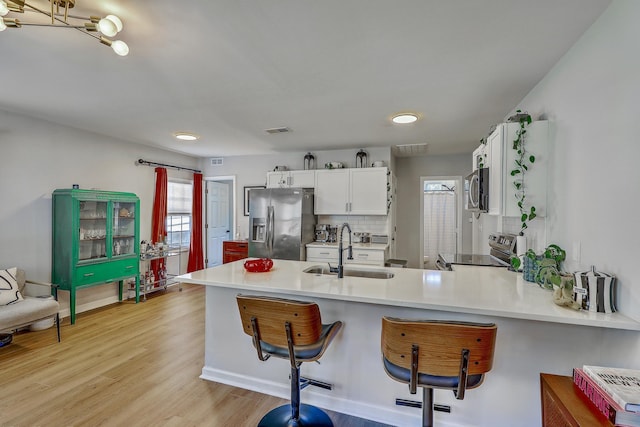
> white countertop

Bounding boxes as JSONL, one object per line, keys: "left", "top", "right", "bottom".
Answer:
{"left": 306, "top": 242, "right": 388, "bottom": 250}
{"left": 178, "top": 259, "right": 640, "bottom": 331}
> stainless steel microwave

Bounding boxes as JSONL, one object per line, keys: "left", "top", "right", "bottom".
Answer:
{"left": 465, "top": 168, "right": 489, "bottom": 212}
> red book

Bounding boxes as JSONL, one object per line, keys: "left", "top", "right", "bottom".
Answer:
{"left": 573, "top": 368, "right": 640, "bottom": 426}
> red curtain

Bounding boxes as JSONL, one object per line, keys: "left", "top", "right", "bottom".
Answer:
{"left": 150, "top": 167, "right": 168, "bottom": 282}
{"left": 187, "top": 173, "right": 204, "bottom": 272}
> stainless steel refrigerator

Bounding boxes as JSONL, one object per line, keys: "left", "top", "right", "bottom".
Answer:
{"left": 248, "top": 188, "right": 316, "bottom": 260}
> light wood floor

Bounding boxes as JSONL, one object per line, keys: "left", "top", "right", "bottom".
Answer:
{"left": 0, "top": 284, "right": 392, "bottom": 427}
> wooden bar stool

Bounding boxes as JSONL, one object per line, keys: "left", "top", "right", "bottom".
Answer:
{"left": 381, "top": 317, "right": 497, "bottom": 427}
{"left": 237, "top": 295, "right": 343, "bottom": 427}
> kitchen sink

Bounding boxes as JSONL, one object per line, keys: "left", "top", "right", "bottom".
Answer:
{"left": 303, "top": 265, "right": 394, "bottom": 279}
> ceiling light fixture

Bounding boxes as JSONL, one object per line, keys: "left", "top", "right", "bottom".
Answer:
{"left": 173, "top": 132, "right": 200, "bottom": 141}
{"left": 0, "top": 0, "right": 129, "bottom": 56}
{"left": 391, "top": 113, "right": 419, "bottom": 124}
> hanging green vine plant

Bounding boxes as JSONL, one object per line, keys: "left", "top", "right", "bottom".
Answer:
{"left": 510, "top": 110, "right": 535, "bottom": 234}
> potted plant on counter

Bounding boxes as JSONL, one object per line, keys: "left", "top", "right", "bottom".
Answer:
{"left": 511, "top": 244, "right": 566, "bottom": 288}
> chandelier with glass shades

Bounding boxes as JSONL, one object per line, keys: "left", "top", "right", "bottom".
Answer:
{"left": 0, "top": 0, "right": 129, "bottom": 56}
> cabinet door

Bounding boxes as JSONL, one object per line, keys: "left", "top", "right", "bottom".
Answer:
{"left": 306, "top": 246, "right": 338, "bottom": 263}
{"left": 487, "top": 125, "right": 503, "bottom": 215}
{"left": 112, "top": 201, "right": 137, "bottom": 257}
{"left": 344, "top": 248, "right": 385, "bottom": 266}
{"left": 472, "top": 144, "right": 487, "bottom": 170}
{"left": 266, "top": 171, "right": 288, "bottom": 188}
{"left": 289, "top": 170, "right": 315, "bottom": 188}
{"left": 223, "top": 241, "right": 248, "bottom": 264}
{"left": 314, "top": 169, "right": 349, "bottom": 214}
{"left": 78, "top": 199, "right": 108, "bottom": 262}
{"left": 349, "top": 168, "right": 387, "bottom": 215}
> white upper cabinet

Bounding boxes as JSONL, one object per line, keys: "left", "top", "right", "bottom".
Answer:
{"left": 486, "top": 120, "right": 549, "bottom": 217}
{"left": 472, "top": 143, "right": 488, "bottom": 171}
{"left": 487, "top": 126, "right": 503, "bottom": 215}
{"left": 314, "top": 167, "right": 388, "bottom": 215}
{"left": 349, "top": 168, "right": 388, "bottom": 215}
{"left": 266, "top": 170, "right": 316, "bottom": 188}
{"left": 314, "top": 169, "right": 350, "bottom": 214}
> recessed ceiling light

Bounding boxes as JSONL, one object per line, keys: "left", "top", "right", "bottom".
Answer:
{"left": 173, "top": 132, "right": 200, "bottom": 141}
{"left": 391, "top": 113, "right": 419, "bottom": 124}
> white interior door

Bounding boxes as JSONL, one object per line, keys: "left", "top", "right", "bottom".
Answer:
{"left": 206, "top": 181, "right": 231, "bottom": 267}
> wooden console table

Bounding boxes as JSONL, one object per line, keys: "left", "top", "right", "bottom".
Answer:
{"left": 540, "top": 373, "right": 613, "bottom": 427}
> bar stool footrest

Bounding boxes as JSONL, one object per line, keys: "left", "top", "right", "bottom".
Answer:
{"left": 258, "top": 403, "right": 333, "bottom": 427}
{"left": 299, "top": 376, "right": 333, "bottom": 391}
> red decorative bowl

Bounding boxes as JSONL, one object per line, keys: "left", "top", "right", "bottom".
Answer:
{"left": 243, "top": 258, "right": 274, "bottom": 273}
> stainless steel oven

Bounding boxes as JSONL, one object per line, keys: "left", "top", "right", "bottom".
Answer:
{"left": 465, "top": 168, "right": 489, "bottom": 212}
{"left": 436, "top": 233, "right": 517, "bottom": 271}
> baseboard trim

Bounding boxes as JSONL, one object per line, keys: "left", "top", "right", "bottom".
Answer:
{"left": 201, "top": 366, "right": 419, "bottom": 426}
{"left": 58, "top": 295, "right": 122, "bottom": 320}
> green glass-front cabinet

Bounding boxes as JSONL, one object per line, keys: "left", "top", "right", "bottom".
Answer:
{"left": 52, "top": 189, "right": 140, "bottom": 324}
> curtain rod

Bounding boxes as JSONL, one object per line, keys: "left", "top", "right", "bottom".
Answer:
{"left": 137, "top": 158, "right": 201, "bottom": 174}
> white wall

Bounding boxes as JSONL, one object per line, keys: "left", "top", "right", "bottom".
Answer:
{"left": 394, "top": 153, "right": 473, "bottom": 268}
{"left": 200, "top": 147, "right": 391, "bottom": 240}
{"left": 504, "top": 0, "right": 640, "bottom": 322}
{"left": 0, "top": 109, "right": 198, "bottom": 318}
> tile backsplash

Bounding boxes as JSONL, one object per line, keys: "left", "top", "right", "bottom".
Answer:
{"left": 317, "top": 215, "right": 389, "bottom": 235}
{"left": 501, "top": 216, "right": 546, "bottom": 253}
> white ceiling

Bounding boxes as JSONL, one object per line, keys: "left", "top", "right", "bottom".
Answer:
{"left": 0, "top": 0, "right": 611, "bottom": 158}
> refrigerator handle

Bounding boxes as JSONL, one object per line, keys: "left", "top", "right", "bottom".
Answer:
{"left": 269, "top": 205, "right": 275, "bottom": 255}
{"left": 265, "top": 206, "right": 271, "bottom": 253}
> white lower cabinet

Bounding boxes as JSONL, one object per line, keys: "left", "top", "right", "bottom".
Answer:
{"left": 306, "top": 246, "right": 338, "bottom": 264}
{"left": 306, "top": 246, "right": 387, "bottom": 267}
{"left": 345, "top": 248, "right": 385, "bottom": 266}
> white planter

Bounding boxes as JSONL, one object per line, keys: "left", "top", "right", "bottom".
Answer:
{"left": 29, "top": 295, "right": 55, "bottom": 331}
{"left": 29, "top": 316, "right": 54, "bottom": 331}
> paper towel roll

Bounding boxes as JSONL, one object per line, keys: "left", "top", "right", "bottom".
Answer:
{"left": 516, "top": 235, "right": 527, "bottom": 257}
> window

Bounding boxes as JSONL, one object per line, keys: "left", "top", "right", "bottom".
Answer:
{"left": 166, "top": 181, "right": 192, "bottom": 248}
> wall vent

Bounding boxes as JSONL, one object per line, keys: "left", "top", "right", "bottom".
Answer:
{"left": 392, "top": 143, "right": 429, "bottom": 157}
{"left": 265, "top": 127, "right": 291, "bottom": 134}
{"left": 210, "top": 157, "right": 224, "bottom": 166}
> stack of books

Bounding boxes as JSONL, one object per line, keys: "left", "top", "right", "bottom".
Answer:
{"left": 573, "top": 365, "right": 640, "bottom": 426}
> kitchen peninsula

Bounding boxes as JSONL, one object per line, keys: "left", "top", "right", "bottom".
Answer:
{"left": 178, "top": 260, "right": 640, "bottom": 426}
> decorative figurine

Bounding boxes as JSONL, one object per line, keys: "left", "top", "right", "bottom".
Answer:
{"left": 356, "top": 149, "right": 368, "bottom": 168}
{"left": 304, "top": 152, "right": 315, "bottom": 170}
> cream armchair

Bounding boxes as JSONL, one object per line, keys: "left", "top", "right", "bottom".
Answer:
{"left": 0, "top": 268, "right": 61, "bottom": 343}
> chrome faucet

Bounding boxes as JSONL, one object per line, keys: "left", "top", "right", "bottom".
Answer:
{"left": 329, "top": 223, "right": 353, "bottom": 278}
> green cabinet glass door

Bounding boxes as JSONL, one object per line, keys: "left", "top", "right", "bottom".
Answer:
{"left": 52, "top": 189, "right": 140, "bottom": 324}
